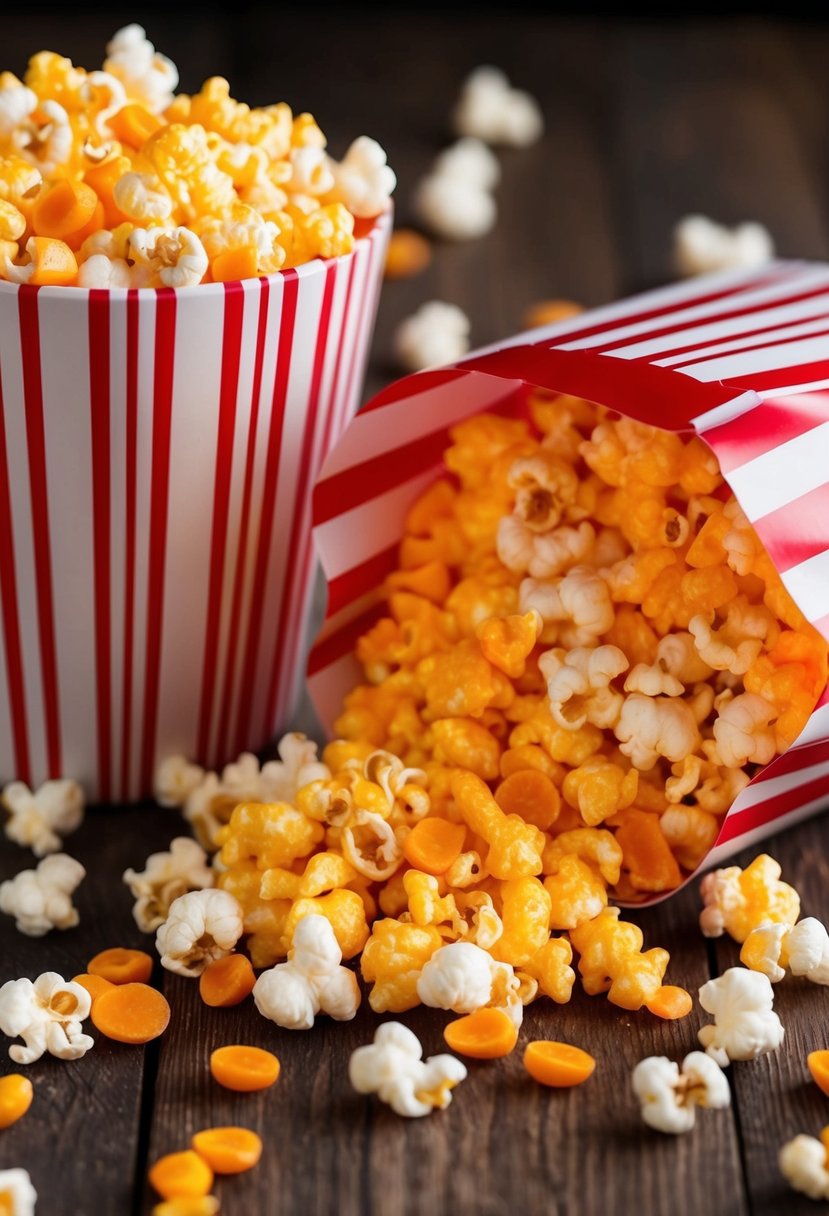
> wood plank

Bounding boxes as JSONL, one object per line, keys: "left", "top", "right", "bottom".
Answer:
{"left": 0, "top": 805, "right": 176, "bottom": 1214}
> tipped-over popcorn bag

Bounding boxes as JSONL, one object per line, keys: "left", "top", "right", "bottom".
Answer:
{"left": 0, "top": 213, "right": 389, "bottom": 799}
{"left": 308, "top": 261, "right": 829, "bottom": 894}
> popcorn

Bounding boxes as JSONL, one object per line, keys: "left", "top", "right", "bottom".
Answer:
{"left": 540, "top": 645, "right": 628, "bottom": 731}
{"left": 77, "top": 253, "right": 133, "bottom": 287}
{"left": 452, "top": 771, "right": 544, "bottom": 880}
{"left": 0, "top": 972, "right": 93, "bottom": 1063}
{"left": 123, "top": 836, "right": 214, "bottom": 932}
{"left": 112, "top": 171, "right": 174, "bottom": 222}
{"left": 712, "top": 692, "right": 777, "bottom": 768}
{"left": 103, "top": 24, "right": 179, "bottom": 113}
{"left": 349, "top": 1021, "right": 467, "bottom": 1118}
{"left": 253, "top": 914, "right": 360, "bottom": 1029}
{"left": 0, "top": 854, "right": 85, "bottom": 937}
{"left": 2, "top": 778, "right": 84, "bottom": 856}
{"left": 393, "top": 301, "right": 471, "bottom": 372}
{"left": 632, "top": 1052, "right": 730, "bottom": 1134}
{"left": 453, "top": 66, "right": 543, "bottom": 147}
{"left": 155, "top": 889, "right": 244, "bottom": 977}
{"left": 741, "top": 917, "right": 829, "bottom": 985}
{"left": 432, "top": 138, "right": 500, "bottom": 191}
{"left": 0, "top": 83, "right": 38, "bottom": 137}
{"left": 328, "top": 136, "right": 396, "bottom": 219}
{"left": 569, "top": 907, "right": 669, "bottom": 1011}
{"left": 697, "top": 967, "right": 784, "bottom": 1066}
{"left": 614, "top": 693, "right": 700, "bottom": 770}
{"left": 779, "top": 1131, "right": 829, "bottom": 1201}
{"left": 417, "top": 941, "right": 521, "bottom": 1024}
{"left": 524, "top": 567, "right": 615, "bottom": 647}
{"left": 0, "top": 1169, "right": 37, "bottom": 1216}
{"left": 698, "top": 854, "right": 800, "bottom": 942}
{"left": 127, "top": 225, "right": 209, "bottom": 288}
{"left": 413, "top": 173, "right": 496, "bottom": 241}
{"left": 361, "top": 919, "right": 443, "bottom": 1012}
{"left": 154, "top": 754, "right": 206, "bottom": 809}
{"left": 674, "top": 214, "right": 774, "bottom": 277}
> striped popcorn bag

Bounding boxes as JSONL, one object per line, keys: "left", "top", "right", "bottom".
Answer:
{"left": 0, "top": 212, "right": 390, "bottom": 802}
{"left": 309, "top": 259, "right": 829, "bottom": 888}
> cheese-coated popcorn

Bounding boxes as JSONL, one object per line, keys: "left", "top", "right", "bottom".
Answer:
{"left": 570, "top": 907, "right": 669, "bottom": 1010}
{"left": 253, "top": 914, "right": 360, "bottom": 1029}
{"left": 659, "top": 806, "right": 719, "bottom": 872}
{"left": 698, "top": 854, "right": 800, "bottom": 942}
{"left": 219, "top": 801, "right": 324, "bottom": 871}
{"left": 349, "top": 1021, "right": 467, "bottom": 1118}
{"left": 453, "top": 66, "right": 543, "bottom": 147}
{"left": 2, "top": 778, "right": 84, "bottom": 857}
{"left": 279, "top": 889, "right": 370, "bottom": 962}
{"left": 779, "top": 1131, "right": 829, "bottom": 1201}
{"left": 545, "top": 828, "right": 623, "bottom": 885}
{"left": 123, "top": 837, "right": 214, "bottom": 933}
{"left": 452, "top": 771, "right": 544, "bottom": 879}
{"left": 361, "top": 919, "right": 443, "bottom": 1012}
{"left": 0, "top": 854, "right": 85, "bottom": 937}
{"left": 156, "top": 889, "right": 244, "bottom": 977}
{"left": 0, "top": 1169, "right": 37, "bottom": 1216}
{"left": 741, "top": 917, "right": 829, "bottom": 985}
{"left": 394, "top": 301, "right": 471, "bottom": 372}
{"left": 518, "top": 936, "right": 575, "bottom": 1003}
{"left": 544, "top": 855, "right": 608, "bottom": 930}
{"left": 562, "top": 757, "right": 638, "bottom": 828}
{"left": 632, "top": 1052, "right": 730, "bottom": 1134}
{"left": 489, "top": 877, "right": 551, "bottom": 967}
{"left": 697, "top": 967, "right": 784, "bottom": 1065}
{"left": 0, "top": 972, "right": 93, "bottom": 1064}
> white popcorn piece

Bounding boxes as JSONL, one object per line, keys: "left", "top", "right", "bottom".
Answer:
{"left": 328, "top": 136, "right": 396, "bottom": 218}
{"left": 742, "top": 918, "right": 829, "bottom": 986}
{"left": 2, "top": 779, "right": 84, "bottom": 857}
{"left": 103, "top": 24, "right": 179, "bottom": 113}
{"left": 615, "top": 693, "right": 701, "bottom": 770}
{"left": 656, "top": 631, "right": 715, "bottom": 685}
{"left": 113, "top": 172, "right": 174, "bottom": 223}
{"left": 77, "top": 254, "right": 134, "bottom": 288}
{"left": 0, "top": 972, "right": 93, "bottom": 1064}
{"left": 433, "top": 138, "right": 500, "bottom": 191}
{"left": 154, "top": 754, "right": 206, "bottom": 808}
{"left": 697, "top": 967, "right": 784, "bottom": 1066}
{"left": 155, "top": 888, "right": 243, "bottom": 977}
{"left": 0, "top": 1168, "right": 37, "bottom": 1216}
{"left": 0, "top": 855, "right": 85, "bottom": 937}
{"left": 123, "top": 836, "right": 214, "bottom": 933}
{"left": 413, "top": 173, "right": 496, "bottom": 241}
{"left": 13, "top": 100, "right": 73, "bottom": 174}
{"left": 624, "top": 662, "right": 684, "bottom": 698}
{"left": 393, "top": 300, "right": 471, "bottom": 372}
{"left": 349, "top": 1021, "right": 467, "bottom": 1118}
{"left": 521, "top": 566, "right": 614, "bottom": 648}
{"left": 712, "top": 692, "right": 777, "bottom": 769}
{"left": 539, "top": 644, "right": 628, "bottom": 732}
{"left": 128, "top": 225, "right": 208, "bottom": 288}
{"left": 259, "top": 733, "right": 331, "bottom": 803}
{"left": 0, "top": 83, "right": 37, "bottom": 137}
{"left": 779, "top": 1133, "right": 829, "bottom": 1201}
{"left": 674, "top": 214, "right": 774, "bottom": 277}
{"left": 85, "top": 70, "right": 128, "bottom": 137}
{"left": 453, "top": 65, "right": 543, "bottom": 147}
{"left": 288, "top": 146, "right": 335, "bottom": 197}
{"left": 253, "top": 914, "right": 360, "bottom": 1030}
{"left": 416, "top": 941, "right": 521, "bottom": 1025}
{"left": 632, "top": 1051, "right": 730, "bottom": 1134}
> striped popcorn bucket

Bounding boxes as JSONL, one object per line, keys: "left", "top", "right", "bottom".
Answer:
{"left": 309, "top": 258, "right": 829, "bottom": 893}
{"left": 0, "top": 211, "right": 390, "bottom": 802}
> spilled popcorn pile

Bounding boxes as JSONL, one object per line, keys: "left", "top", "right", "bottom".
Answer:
{"left": 0, "top": 25, "right": 394, "bottom": 288}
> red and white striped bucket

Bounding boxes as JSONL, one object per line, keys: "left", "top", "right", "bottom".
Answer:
{"left": 0, "top": 211, "right": 390, "bottom": 802}
{"left": 309, "top": 259, "right": 829, "bottom": 888}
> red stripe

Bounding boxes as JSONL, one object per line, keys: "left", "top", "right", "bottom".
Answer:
{"left": 139, "top": 289, "right": 176, "bottom": 793}
{"left": 362, "top": 368, "right": 467, "bottom": 413}
{"left": 88, "top": 292, "right": 112, "bottom": 801}
{"left": 717, "top": 769, "right": 829, "bottom": 845}
{"left": 18, "top": 290, "right": 61, "bottom": 777}
{"left": 263, "top": 263, "right": 338, "bottom": 736}
{"left": 751, "top": 737, "right": 829, "bottom": 785}
{"left": 327, "top": 543, "right": 399, "bottom": 617}
{"left": 307, "top": 603, "right": 386, "bottom": 676}
{"left": 724, "top": 358, "right": 829, "bottom": 394}
{"left": 196, "top": 283, "right": 245, "bottom": 766}
{"left": 661, "top": 317, "right": 829, "bottom": 370}
{"left": 0, "top": 366, "right": 31, "bottom": 783}
{"left": 120, "top": 292, "right": 139, "bottom": 799}
{"left": 750, "top": 481, "right": 829, "bottom": 574}
{"left": 214, "top": 278, "right": 270, "bottom": 763}
{"left": 233, "top": 271, "right": 299, "bottom": 756}
{"left": 693, "top": 393, "right": 829, "bottom": 475}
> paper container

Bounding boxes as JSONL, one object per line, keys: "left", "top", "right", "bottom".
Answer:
{"left": 309, "top": 259, "right": 829, "bottom": 890}
{"left": 0, "top": 211, "right": 390, "bottom": 802}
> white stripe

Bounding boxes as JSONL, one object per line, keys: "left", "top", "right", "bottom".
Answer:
{"left": 0, "top": 293, "right": 47, "bottom": 786}
{"left": 38, "top": 293, "right": 96, "bottom": 793}
{"left": 671, "top": 332, "right": 829, "bottom": 383}
{"left": 790, "top": 700, "right": 829, "bottom": 749}
{"left": 315, "top": 469, "right": 441, "bottom": 581}
{"left": 779, "top": 548, "right": 829, "bottom": 623}
{"left": 726, "top": 756, "right": 829, "bottom": 813}
{"left": 701, "top": 791, "right": 829, "bottom": 873}
{"left": 753, "top": 377, "right": 829, "bottom": 399}
{"left": 691, "top": 391, "right": 762, "bottom": 433}
{"left": 725, "top": 419, "right": 829, "bottom": 517}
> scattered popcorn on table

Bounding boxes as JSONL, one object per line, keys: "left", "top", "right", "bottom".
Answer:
{"left": 697, "top": 967, "right": 784, "bottom": 1066}
{"left": 413, "top": 171, "right": 496, "bottom": 241}
{"left": 0, "top": 972, "right": 93, "bottom": 1064}
{"left": 349, "top": 1021, "right": 467, "bottom": 1117}
{"left": 0, "top": 854, "right": 85, "bottom": 937}
{"left": 741, "top": 917, "right": 829, "bottom": 985}
{"left": 393, "top": 300, "right": 471, "bottom": 371}
{"left": 779, "top": 1129, "right": 829, "bottom": 1201}
{"left": 699, "top": 854, "right": 801, "bottom": 942}
{"left": 2, "top": 778, "right": 84, "bottom": 857}
{"left": 155, "top": 889, "right": 244, "bottom": 977}
{"left": 123, "top": 837, "right": 215, "bottom": 933}
{"left": 253, "top": 914, "right": 360, "bottom": 1030}
{"left": 453, "top": 66, "right": 543, "bottom": 147}
{"left": 673, "top": 214, "right": 774, "bottom": 277}
{"left": 0, "top": 28, "right": 394, "bottom": 287}
{"left": 632, "top": 1051, "right": 730, "bottom": 1134}
{"left": 416, "top": 941, "right": 522, "bottom": 1026}
{"left": 0, "top": 1169, "right": 37, "bottom": 1216}
{"left": 433, "top": 138, "right": 501, "bottom": 192}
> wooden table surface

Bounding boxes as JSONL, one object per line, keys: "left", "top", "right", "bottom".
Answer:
{"left": 2, "top": 9, "right": 829, "bottom": 1215}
